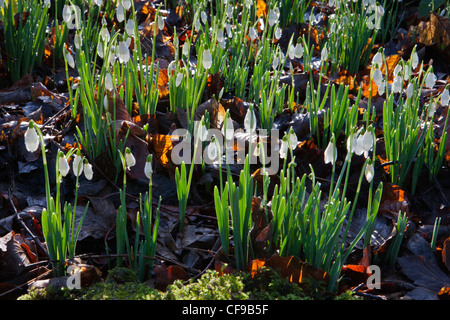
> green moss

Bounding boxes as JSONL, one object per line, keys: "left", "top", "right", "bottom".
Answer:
{"left": 17, "top": 266, "right": 361, "bottom": 300}
{"left": 164, "top": 270, "right": 249, "bottom": 300}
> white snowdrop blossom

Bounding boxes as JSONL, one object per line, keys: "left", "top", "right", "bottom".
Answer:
{"left": 196, "top": 118, "right": 208, "bottom": 141}
{"left": 392, "top": 76, "right": 402, "bottom": 93}
{"left": 406, "top": 83, "right": 414, "bottom": 99}
{"left": 361, "top": 129, "right": 374, "bottom": 158}
{"left": 365, "top": 161, "right": 374, "bottom": 183}
{"left": 176, "top": 72, "right": 183, "bottom": 87}
{"left": 24, "top": 122, "right": 39, "bottom": 153}
{"left": 244, "top": 107, "right": 257, "bottom": 134}
{"left": 268, "top": 8, "right": 280, "bottom": 27}
{"left": 73, "top": 153, "right": 84, "bottom": 177}
{"left": 378, "top": 80, "right": 385, "bottom": 95}
{"left": 393, "top": 64, "right": 402, "bottom": 77}
{"left": 294, "top": 43, "right": 304, "bottom": 59}
{"left": 202, "top": 49, "right": 212, "bottom": 70}
{"left": 222, "top": 113, "right": 234, "bottom": 141}
{"left": 441, "top": 88, "right": 450, "bottom": 106}
{"left": 105, "top": 73, "right": 114, "bottom": 91}
{"left": 74, "top": 32, "right": 82, "bottom": 50}
{"left": 373, "top": 68, "right": 383, "bottom": 88}
{"left": 427, "top": 102, "right": 436, "bottom": 118}
{"left": 275, "top": 27, "right": 282, "bottom": 39}
{"left": 249, "top": 27, "right": 257, "bottom": 41}
{"left": 62, "top": 5, "right": 72, "bottom": 23}
{"left": 94, "top": 0, "right": 103, "bottom": 6}
{"left": 97, "top": 41, "right": 104, "bottom": 58}
{"left": 58, "top": 153, "right": 70, "bottom": 177}
{"left": 126, "top": 19, "right": 134, "bottom": 37}
{"left": 65, "top": 52, "right": 75, "bottom": 69}
{"left": 321, "top": 45, "right": 328, "bottom": 61}
{"left": 158, "top": 16, "right": 164, "bottom": 30}
{"left": 425, "top": 72, "right": 436, "bottom": 89}
{"left": 411, "top": 52, "right": 419, "bottom": 69}
{"left": 346, "top": 133, "right": 358, "bottom": 154}
{"left": 144, "top": 155, "right": 153, "bottom": 179}
{"left": 372, "top": 52, "right": 383, "bottom": 66}
{"left": 206, "top": 139, "right": 219, "bottom": 161}
{"left": 117, "top": 41, "right": 130, "bottom": 64}
{"left": 124, "top": 148, "right": 136, "bottom": 169}
{"left": 201, "top": 11, "right": 207, "bottom": 24}
{"left": 226, "top": 24, "right": 232, "bottom": 38}
{"left": 83, "top": 160, "right": 93, "bottom": 180}
{"left": 288, "top": 44, "right": 296, "bottom": 60}
{"left": 122, "top": 0, "right": 131, "bottom": 10}
{"left": 116, "top": 3, "right": 125, "bottom": 23}
{"left": 324, "top": 139, "right": 337, "bottom": 165}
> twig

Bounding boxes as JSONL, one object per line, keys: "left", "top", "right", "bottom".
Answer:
{"left": 8, "top": 188, "right": 49, "bottom": 258}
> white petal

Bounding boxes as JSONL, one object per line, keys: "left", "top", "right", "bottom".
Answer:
{"left": 372, "top": 52, "right": 382, "bottom": 66}
{"left": 84, "top": 162, "right": 93, "bottom": 180}
{"left": 365, "top": 163, "right": 374, "bottom": 182}
{"left": 176, "top": 73, "right": 183, "bottom": 87}
{"left": 324, "top": 141, "right": 336, "bottom": 165}
{"left": 244, "top": 107, "right": 257, "bottom": 134}
{"left": 62, "top": 5, "right": 72, "bottom": 23}
{"left": 406, "top": 83, "right": 414, "bottom": 99}
{"left": 125, "top": 150, "right": 136, "bottom": 168}
{"left": 373, "top": 68, "right": 383, "bottom": 88}
{"left": 411, "top": 52, "right": 419, "bottom": 69}
{"left": 158, "top": 16, "right": 164, "bottom": 30}
{"left": 202, "top": 49, "right": 212, "bottom": 70}
{"left": 105, "top": 73, "right": 114, "bottom": 91}
{"left": 222, "top": 116, "right": 234, "bottom": 141}
{"left": 425, "top": 72, "right": 436, "bottom": 89}
{"left": 144, "top": 158, "right": 153, "bottom": 179}
{"left": 126, "top": 19, "right": 135, "bottom": 36}
{"left": 65, "top": 53, "right": 75, "bottom": 69}
{"left": 294, "top": 43, "right": 304, "bottom": 59}
{"left": 73, "top": 155, "right": 84, "bottom": 177}
{"left": 279, "top": 141, "right": 288, "bottom": 159}
{"left": 117, "top": 41, "right": 130, "bottom": 64}
{"left": 24, "top": 126, "right": 39, "bottom": 153}
{"left": 361, "top": 130, "right": 374, "bottom": 153}
{"left": 122, "top": 0, "right": 131, "bottom": 10}
{"left": 59, "top": 154, "right": 70, "bottom": 177}
{"left": 441, "top": 89, "right": 450, "bottom": 106}
{"left": 116, "top": 4, "right": 125, "bottom": 23}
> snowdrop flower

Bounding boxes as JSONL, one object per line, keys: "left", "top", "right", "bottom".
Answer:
{"left": 158, "top": 16, "right": 164, "bottom": 30}
{"left": 222, "top": 112, "right": 234, "bottom": 141}
{"left": 144, "top": 155, "right": 153, "bottom": 179}
{"left": 365, "top": 161, "right": 374, "bottom": 183}
{"left": 226, "top": 4, "right": 233, "bottom": 18}
{"left": 244, "top": 106, "right": 257, "bottom": 134}
{"left": 117, "top": 41, "right": 130, "bottom": 64}
{"left": 126, "top": 19, "right": 134, "bottom": 37}
{"left": 194, "top": 18, "right": 201, "bottom": 31}
{"left": 346, "top": 132, "right": 358, "bottom": 154}
{"left": 294, "top": 43, "right": 304, "bottom": 59}
{"left": 373, "top": 68, "right": 383, "bottom": 88}
{"left": 268, "top": 8, "right": 280, "bottom": 27}
{"left": 24, "top": 121, "right": 39, "bottom": 153}
{"left": 105, "top": 72, "right": 114, "bottom": 91}
{"left": 201, "top": 11, "right": 207, "bottom": 24}
{"left": 361, "top": 128, "right": 374, "bottom": 158}
{"left": 65, "top": 52, "right": 75, "bottom": 69}
{"left": 275, "top": 27, "right": 282, "bottom": 39}
{"left": 273, "top": 56, "right": 280, "bottom": 69}
{"left": 103, "top": 95, "right": 108, "bottom": 110}
{"left": 175, "top": 72, "right": 183, "bottom": 87}
{"left": 74, "top": 32, "right": 82, "bottom": 50}
{"left": 206, "top": 137, "right": 219, "bottom": 161}
{"left": 406, "top": 83, "right": 414, "bottom": 99}
{"left": 97, "top": 41, "right": 104, "bottom": 58}
{"left": 403, "top": 67, "right": 410, "bottom": 81}
{"left": 425, "top": 72, "right": 436, "bottom": 89}
{"left": 288, "top": 44, "right": 296, "bottom": 60}
{"left": 101, "top": 26, "right": 110, "bottom": 43}
{"left": 94, "top": 0, "right": 103, "bottom": 6}
{"left": 62, "top": 5, "right": 72, "bottom": 23}
{"left": 441, "top": 88, "right": 449, "bottom": 106}
{"left": 244, "top": 0, "right": 252, "bottom": 10}
{"left": 122, "top": 0, "right": 131, "bottom": 10}
{"left": 411, "top": 52, "right": 419, "bottom": 69}
{"left": 73, "top": 152, "right": 84, "bottom": 177}
{"left": 378, "top": 80, "right": 385, "bottom": 96}
{"left": 226, "top": 24, "right": 232, "bottom": 38}
{"left": 124, "top": 148, "right": 136, "bottom": 169}
{"left": 427, "top": 101, "right": 436, "bottom": 118}
{"left": 196, "top": 117, "right": 208, "bottom": 141}
{"left": 372, "top": 52, "right": 383, "bottom": 66}
{"left": 329, "top": 0, "right": 336, "bottom": 7}
{"left": 324, "top": 138, "right": 337, "bottom": 165}
{"left": 321, "top": 45, "right": 328, "bottom": 62}
{"left": 393, "top": 64, "right": 402, "bottom": 77}
{"left": 116, "top": 3, "right": 125, "bottom": 23}
{"left": 392, "top": 75, "right": 402, "bottom": 93}
{"left": 83, "top": 159, "right": 93, "bottom": 180}
{"left": 279, "top": 129, "right": 298, "bottom": 159}
{"left": 182, "top": 41, "right": 190, "bottom": 57}
{"left": 202, "top": 49, "right": 212, "bottom": 70}
{"left": 58, "top": 152, "right": 70, "bottom": 177}
{"left": 249, "top": 27, "right": 257, "bottom": 41}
